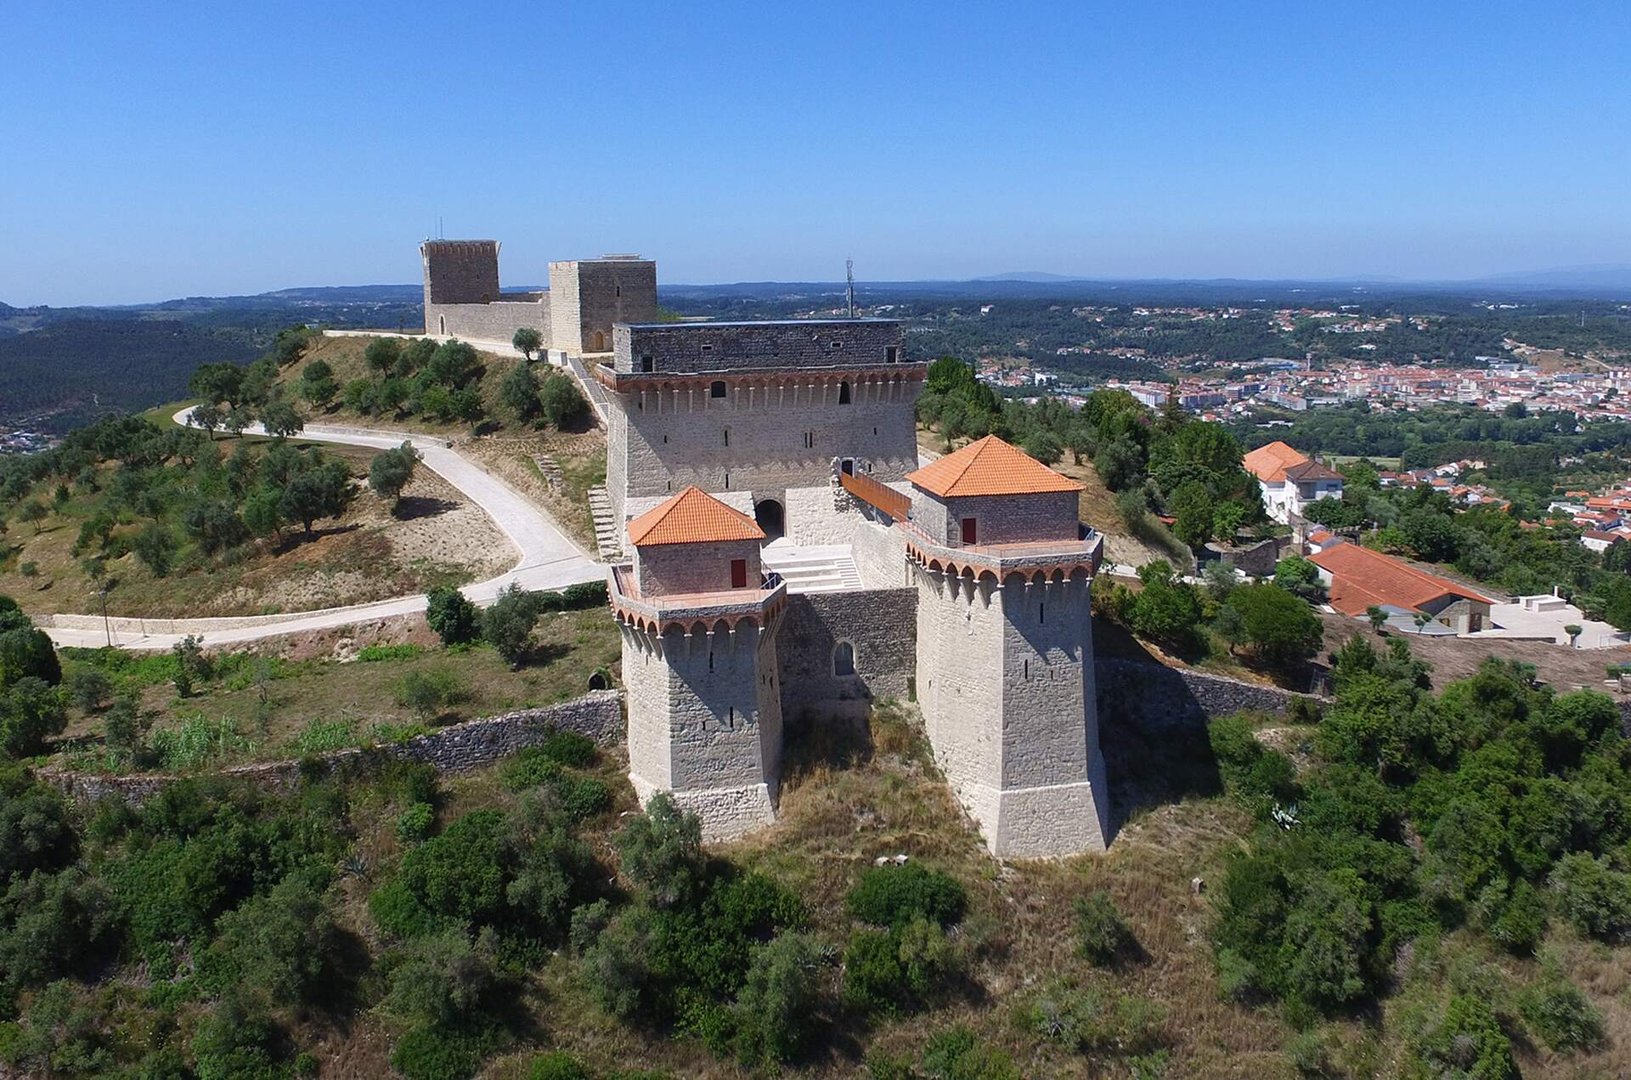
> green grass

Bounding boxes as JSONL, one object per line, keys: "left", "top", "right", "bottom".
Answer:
{"left": 55, "top": 607, "right": 621, "bottom": 771}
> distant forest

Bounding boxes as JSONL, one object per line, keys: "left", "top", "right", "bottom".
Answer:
{"left": 0, "top": 300, "right": 420, "bottom": 434}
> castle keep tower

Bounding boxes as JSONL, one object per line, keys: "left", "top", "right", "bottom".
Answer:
{"left": 609, "top": 486, "right": 788, "bottom": 840}
{"left": 903, "top": 436, "right": 1110, "bottom": 857}
{"left": 594, "top": 319, "right": 924, "bottom": 530}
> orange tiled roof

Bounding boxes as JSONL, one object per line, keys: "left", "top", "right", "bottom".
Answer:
{"left": 627, "top": 486, "right": 764, "bottom": 547}
{"left": 905, "top": 435, "right": 1083, "bottom": 497}
{"left": 840, "top": 470, "right": 911, "bottom": 518}
{"left": 1308, "top": 542, "right": 1492, "bottom": 618}
{"left": 1243, "top": 440, "right": 1310, "bottom": 483}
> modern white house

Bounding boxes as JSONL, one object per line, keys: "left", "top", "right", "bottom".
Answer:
{"left": 1244, "top": 440, "right": 1343, "bottom": 524}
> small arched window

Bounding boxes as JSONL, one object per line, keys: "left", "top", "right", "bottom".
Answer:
{"left": 710, "top": 380, "right": 727, "bottom": 399}
{"left": 833, "top": 641, "right": 856, "bottom": 677}
{"left": 838, "top": 380, "right": 852, "bottom": 405}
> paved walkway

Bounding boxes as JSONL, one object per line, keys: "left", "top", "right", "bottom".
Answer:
{"left": 43, "top": 411, "right": 604, "bottom": 651}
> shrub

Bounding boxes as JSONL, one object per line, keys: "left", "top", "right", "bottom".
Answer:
{"left": 190, "top": 997, "right": 284, "bottom": 1080}
{"left": 391, "top": 1022, "right": 503, "bottom": 1080}
{"left": 290, "top": 717, "right": 356, "bottom": 755}
{"left": 1075, "top": 891, "right": 1134, "bottom": 965}
{"left": 1518, "top": 976, "right": 1605, "bottom": 1053}
{"left": 530, "top": 1050, "right": 592, "bottom": 1080}
{"left": 730, "top": 931, "right": 823, "bottom": 1065}
{"left": 483, "top": 583, "right": 544, "bottom": 667}
{"left": 1410, "top": 994, "right": 1517, "bottom": 1080}
{"left": 540, "top": 373, "right": 591, "bottom": 429}
{"left": 398, "top": 802, "right": 435, "bottom": 843}
{"left": 64, "top": 669, "right": 112, "bottom": 713}
{"left": 1549, "top": 853, "right": 1631, "bottom": 940}
{"left": 1023, "top": 982, "right": 1166, "bottom": 1055}
{"left": 1207, "top": 713, "right": 1298, "bottom": 817}
{"left": 842, "top": 916, "right": 958, "bottom": 1016}
{"left": 615, "top": 794, "right": 704, "bottom": 909}
{"left": 396, "top": 669, "right": 467, "bottom": 723}
{"left": 0, "top": 678, "right": 67, "bottom": 758}
{"left": 371, "top": 810, "right": 511, "bottom": 937}
{"left": 920, "top": 1025, "right": 1019, "bottom": 1080}
{"left": 384, "top": 928, "right": 503, "bottom": 1028}
{"left": 846, "top": 863, "right": 966, "bottom": 929}
{"left": 426, "top": 586, "right": 480, "bottom": 646}
{"left": 0, "top": 625, "right": 61, "bottom": 690}
{"left": 198, "top": 878, "right": 336, "bottom": 1007}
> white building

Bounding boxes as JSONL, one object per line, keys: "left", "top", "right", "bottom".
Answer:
{"left": 1243, "top": 440, "right": 1343, "bottom": 524}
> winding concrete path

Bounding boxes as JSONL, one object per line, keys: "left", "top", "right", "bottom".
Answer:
{"left": 42, "top": 412, "right": 604, "bottom": 651}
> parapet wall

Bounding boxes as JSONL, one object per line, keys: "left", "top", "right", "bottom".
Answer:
{"left": 779, "top": 588, "right": 917, "bottom": 721}
{"left": 40, "top": 691, "right": 622, "bottom": 806}
{"left": 614, "top": 320, "right": 903, "bottom": 375}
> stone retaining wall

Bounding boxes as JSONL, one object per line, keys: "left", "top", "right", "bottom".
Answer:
{"left": 1094, "top": 658, "right": 1323, "bottom": 729}
{"left": 40, "top": 691, "right": 622, "bottom": 806}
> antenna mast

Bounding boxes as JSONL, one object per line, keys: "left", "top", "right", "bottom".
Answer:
{"left": 846, "top": 258, "right": 856, "bottom": 318}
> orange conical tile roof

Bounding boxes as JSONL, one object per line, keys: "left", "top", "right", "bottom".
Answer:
{"left": 627, "top": 486, "right": 765, "bottom": 547}
{"left": 906, "top": 435, "right": 1083, "bottom": 497}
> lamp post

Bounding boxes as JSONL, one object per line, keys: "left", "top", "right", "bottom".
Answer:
{"left": 100, "top": 582, "right": 112, "bottom": 647}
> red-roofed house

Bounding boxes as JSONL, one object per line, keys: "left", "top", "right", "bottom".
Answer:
{"left": 1308, "top": 541, "right": 1493, "bottom": 634}
{"left": 1243, "top": 440, "right": 1343, "bottom": 524}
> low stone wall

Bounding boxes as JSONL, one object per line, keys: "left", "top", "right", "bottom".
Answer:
{"left": 1094, "top": 658, "right": 1323, "bottom": 729}
{"left": 40, "top": 690, "right": 622, "bottom": 806}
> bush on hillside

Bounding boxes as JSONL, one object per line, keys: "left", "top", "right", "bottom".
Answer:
{"left": 846, "top": 863, "right": 966, "bottom": 930}
{"left": 426, "top": 586, "right": 480, "bottom": 646}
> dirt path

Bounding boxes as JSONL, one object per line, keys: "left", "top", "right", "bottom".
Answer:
{"left": 42, "top": 413, "right": 604, "bottom": 651}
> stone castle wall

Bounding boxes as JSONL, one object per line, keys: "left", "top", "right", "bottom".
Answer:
{"left": 1093, "top": 658, "right": 1322, "bottom": 728}
{"left": 778, "top": 587, "right": 917, "bottom": 722}
{"left": 425, "top": 299, "right": 551, "bottom": 344}
{"left": 40, "top": 691, "right": 623, "bottom": 807}
{"left": 941, "top": 491, "right": 1082, "bottom": 546}
{"left": 635, "top": 539, "right": 761, "bottom": 597}
{"left": 609, "top": 377, "right": 921, "bottom": 517}
{"left": 851, "top": 514, "right": 912, "bottom": 590}
{"left": 614, "top": 320, "right": 902, "bottom": 374}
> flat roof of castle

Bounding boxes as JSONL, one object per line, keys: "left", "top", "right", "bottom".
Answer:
{"left": 617, "top": 318, "right": 898, "bottom": 330}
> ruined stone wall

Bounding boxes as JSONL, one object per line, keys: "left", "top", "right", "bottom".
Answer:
{"left": 609, "top": 376, "right": 920, "bottom": 515}
{"left": 784, "top": 483, "right": 862, "bottom": 545}
{"left": 778, "top": 587, "right": 916, "bottom": 721}
{"left": 425, "top": 300, "right": 551, "bottom": 344}
{"left": 41, "top": 691, "right": 623, "bottom": 806}
{"left": 614, "top": 320, "right": 903, "bottom": 375}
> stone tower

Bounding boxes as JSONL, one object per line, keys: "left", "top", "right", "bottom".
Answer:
{"left": 421, "top": 240, "right": 500, "bottom": 309}
{"left": 903, "top": 436, "right": 1110, "bottom": 857}
{"left": 608, "top": 486, "right": 788, "bottom": 840}
{"left": 549, "top": 256, "right": 658, "bottom": 356}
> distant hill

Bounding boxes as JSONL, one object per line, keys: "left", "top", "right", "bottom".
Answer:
{"left": 0, "top": 318, "right": 266, "bottom": 432}
{"left": 1473, "top": 265, "right": 1631, "bottom": 292}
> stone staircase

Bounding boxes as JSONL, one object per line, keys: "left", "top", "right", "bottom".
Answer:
{"left": 587, "top": 486, "right": 623, "bottom": 562}
{"left": 760, "top": 543, "right": 863, "bottom": 594}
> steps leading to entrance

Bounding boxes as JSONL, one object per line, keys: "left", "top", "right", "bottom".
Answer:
{"left": 587, "top": 486, "right": 623, "bottom": 562}
{"left": 761, "top": 543, "right": 863, "bottom": 594}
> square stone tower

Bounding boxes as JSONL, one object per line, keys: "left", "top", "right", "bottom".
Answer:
{"left": 609, "top": 486, "right": 788, "bottom": 840}
{"left": 903, "top": 436, "right": 1110, "bottom": 857}
{"left": 549, "top": 256, "right": 658, "bottom": 357}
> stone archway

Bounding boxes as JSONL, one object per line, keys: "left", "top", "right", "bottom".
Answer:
{"left": 754, "top": 498, "right": 785, "bottom": 541}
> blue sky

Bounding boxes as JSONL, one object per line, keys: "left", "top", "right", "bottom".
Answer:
{"left": 3, "top": 1, "right": 1629, "bottom": 304}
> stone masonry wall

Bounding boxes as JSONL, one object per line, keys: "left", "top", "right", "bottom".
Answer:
{"left": 778, "top": 587, "right": 917, "bottom": 722}
{"left": 421, "top": 240, "right": 501, "bottom": 306}
{"left": 1093, "top": 658, "right": 1322, "bottom": 729}
{"left": 41, "top": 691, "right": 622, "bottom": 807}
{"left": 851, "top": 514, "right": 912, "bottom": 590}
{"left": 943, "top": 491, "right": 1082, "bottom": 546}
{"left": 635, "top": 539, "right": 761, "bottom": 597}
{"left": 425, "top": 300, "right": 551, "bottom": 344}
{"left": 614, "top": 320, "right": 903, "bottom": 375}
{"left": 611, "top": 377, "right": 921, "bottom": 511}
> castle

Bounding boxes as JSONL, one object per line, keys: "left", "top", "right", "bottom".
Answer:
{"left": 422, "top": 241, "right": 1111, "bottom": 857}
{"left": 420, "top": 240, "right": 657, "bottom": 360}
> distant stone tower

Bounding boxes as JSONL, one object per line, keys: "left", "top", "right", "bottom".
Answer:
{"left": 903, "top": 436, "right": 1110, "bottom": 857}
{"left": 420, "top": 240, "right": 500, "bottom": 333}
{"left": 549, "top": 256, "right": 658, "bottom": 356}
{"left": 608, "top": 486, "right": 788, "bottom": 840}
